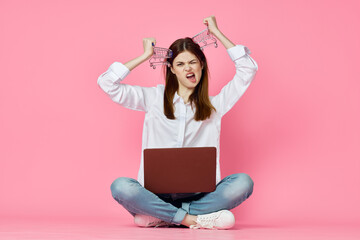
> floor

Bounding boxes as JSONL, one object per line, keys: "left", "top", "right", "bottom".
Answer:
{"left": 1, "top": 218, "right": 359, "bottom": 240}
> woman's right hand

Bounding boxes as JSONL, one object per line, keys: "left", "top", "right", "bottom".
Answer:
{"left": 203, "top": 16, "right": 220, "bottom": 36}
{"left": 142, "top": 37, "right": 156, "bottom": 60}
{"left": 123, "top": 38, "right": 156, "bottom": 71}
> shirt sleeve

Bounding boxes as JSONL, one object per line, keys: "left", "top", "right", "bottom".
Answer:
{"left": 212, "top": 45, "right": 258, "bottom": 117}
{"left": 97, "top": 62, "right": 157, "bottom": 112}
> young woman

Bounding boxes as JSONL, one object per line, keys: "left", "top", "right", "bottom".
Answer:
{"left": 97, "top": 16, "right": 258, "bottom": 229}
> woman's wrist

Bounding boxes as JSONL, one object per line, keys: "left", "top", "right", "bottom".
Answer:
{"left": 212, "top": 29, "right": 222, "bottom": 38}
{"left": 140, "top": 53, "right": 151, "bottom": 61}
{"left": 213, "top": 29, "right": 235, "bottom": 49}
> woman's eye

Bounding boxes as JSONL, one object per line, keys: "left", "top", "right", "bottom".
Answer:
{"left": 177, "top": 64, "right": 183, "bottom": 66}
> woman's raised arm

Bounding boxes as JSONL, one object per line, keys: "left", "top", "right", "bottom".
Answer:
{"left": 97, "top": 37, "right": 158, "bottom": 112}
{"left": 203, "top": 16, "right": 235, "bottom": 50}
{"left": 124, "top": 38, "right": 156, "bottom": 71}
{"left": 205, "top": 16, "right": 258, "bottom": 117}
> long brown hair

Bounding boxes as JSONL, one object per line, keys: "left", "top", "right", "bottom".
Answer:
{"left": 163, "top": 37, "right": 216, "bottom": 121}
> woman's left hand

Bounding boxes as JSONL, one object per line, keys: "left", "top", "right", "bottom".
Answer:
{"left": 203, "top": 15, "right": 220, "bottom": 35}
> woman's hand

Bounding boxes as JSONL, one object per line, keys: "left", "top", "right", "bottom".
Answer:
{"left": 203, "top": 16, "right": 220, "bottom": 35}
{"left": 142, "top": 37, "right": 156, "bottom": 60}
{"left": 124, "top": 37, "right": 156, "bottom": 71}
{"left": 203, "top": 16, "right": 235, "bottom": 49}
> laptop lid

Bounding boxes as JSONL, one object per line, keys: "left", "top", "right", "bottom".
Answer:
{"left": 144, "top": 147, "right": 216, "bottom": 194}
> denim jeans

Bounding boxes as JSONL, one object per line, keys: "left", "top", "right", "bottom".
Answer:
{"left": 110, "top": 173, "right": 254, "bottom": 225}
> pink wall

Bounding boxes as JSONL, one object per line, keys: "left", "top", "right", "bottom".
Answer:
{"left": 1, "top": 0, "right": 359, "bottom": 226}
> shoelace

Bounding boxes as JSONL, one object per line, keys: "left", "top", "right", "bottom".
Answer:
{"left": 189, "top": 212, "right": 221, "bottom": 229}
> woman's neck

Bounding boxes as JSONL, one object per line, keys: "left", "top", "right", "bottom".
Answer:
{"left": 177, "top": 87, "right": 194, "bottom": 104}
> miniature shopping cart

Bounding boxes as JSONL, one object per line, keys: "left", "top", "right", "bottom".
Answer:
{"left": 149, "top": 44, "right": 173, "bottom": 69}
{"left": 192, "top": 28, "right": 218, "bottom": 50}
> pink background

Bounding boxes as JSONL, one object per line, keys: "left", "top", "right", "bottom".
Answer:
{"left": 1, "top": 0, "right": 359, "bottom": 227}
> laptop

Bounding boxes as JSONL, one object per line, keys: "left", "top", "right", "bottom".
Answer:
{"left": 144, "top": 147, "right": 216, "bottom": 194}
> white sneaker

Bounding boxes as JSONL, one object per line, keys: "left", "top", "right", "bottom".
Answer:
{"left": 134, "top": 214, "right": 172, "bottom": 228}
{"left": 190, "top": 210, "right": 235, "bottom": 230}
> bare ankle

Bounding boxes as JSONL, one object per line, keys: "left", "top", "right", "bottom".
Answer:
{"left": 181, "top": 214, "right": 197, "bottom": 227}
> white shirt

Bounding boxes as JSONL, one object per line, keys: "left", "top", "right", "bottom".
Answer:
{"left": 97, "top": 44, "right": 258, "bottom": 186}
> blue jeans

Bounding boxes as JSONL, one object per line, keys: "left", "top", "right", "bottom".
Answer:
{"left": 110, "top": 173, "right": 254, "bottom": 225}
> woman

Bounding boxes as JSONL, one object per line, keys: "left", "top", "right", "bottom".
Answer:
{"left": 97, "top": 16, "right": 258, "bottom": 229}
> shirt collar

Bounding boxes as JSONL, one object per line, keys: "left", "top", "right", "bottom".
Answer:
{"left": 173, "top": 91, "right": 181, "bottom": 103}
{"left": 173, "top": 91, "right": 195, "bottom": 108}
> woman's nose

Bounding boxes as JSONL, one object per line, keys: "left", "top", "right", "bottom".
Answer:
{"left": 184, "top": 64, "right": 192, "bottom": 71}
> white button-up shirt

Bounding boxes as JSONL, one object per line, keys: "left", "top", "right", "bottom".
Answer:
{"left": 97, "top": 44, "right": 258, "bottom": 186}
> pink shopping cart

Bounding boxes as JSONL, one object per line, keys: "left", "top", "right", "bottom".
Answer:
{"left": 149, "top": 43, "right": 173, "bottom": 69}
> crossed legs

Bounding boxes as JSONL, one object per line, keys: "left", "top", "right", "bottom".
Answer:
{"left": 110, "top": 173, "right": 254, "bottom": 226}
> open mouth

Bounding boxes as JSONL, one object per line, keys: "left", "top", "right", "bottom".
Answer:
{"left": 186, "top": 73, "right": 196, "bottom": 83}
